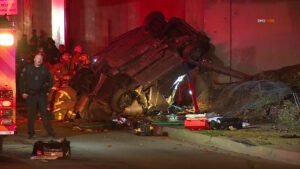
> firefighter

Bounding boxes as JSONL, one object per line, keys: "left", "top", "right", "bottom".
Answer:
{"left": 19, "top": 53, "right": 56, "bottom": 139}
{"left": 71, "top": 45, "right": 82, "bottom": 71}
{"left": 78, "top": 54, "right": 90, "bottom": 70}
{"left": 51, "top": 52, "right": 73, "bottom": 81}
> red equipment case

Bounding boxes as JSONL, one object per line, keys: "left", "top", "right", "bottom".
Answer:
{"left": 184, "top": 119, "right": 210, "bottom": 130}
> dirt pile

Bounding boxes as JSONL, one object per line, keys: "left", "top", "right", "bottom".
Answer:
{"left": 253, "top": 64, "right": 300, "bottom": 95}
{"left": 210, "top": 64, "right": 300, "bottom": 130}
{"left": 211, "top": 80, "right": 291, "bottom": 119}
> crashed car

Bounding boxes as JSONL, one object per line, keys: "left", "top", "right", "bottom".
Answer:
{"left": 54, "top": 11, "right": 246, "bottom": 121}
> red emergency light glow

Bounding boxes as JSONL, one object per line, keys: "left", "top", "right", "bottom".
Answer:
{"left": 0, "top": 28, "right": 16, "bottom": 134}
{"left": 0, "top": 90, "right": 13, "bottom": 98}
{"left": 0, "top": 33, "right": 14, "bottom": 46}
{"left": 0, "top": 109, "right": 13, "bottom": 116}
{"left": 0, "top": 100, "right": 12, "bottom": 107}
{"left": 0, "top": 119, "right": 13, "bottom": 126}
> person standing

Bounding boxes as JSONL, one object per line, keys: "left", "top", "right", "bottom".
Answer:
{"left": 29, "top": 29, "right": 38, "bottom": 53}
{"left": 58, "top": 44, "right": 66, "bottom": 62}
{"left": 19, "top": 53, "right": 56, "bottom": 139}
{"left": 44, "top": 38, "right": 59, "bottom": 65}
{"left": 71, "top": 45, "right": 82, "bottom": 71}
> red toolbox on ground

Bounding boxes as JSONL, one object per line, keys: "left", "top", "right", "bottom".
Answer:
{"left": 184, "top": 119, "right": 210, "bottom": 130}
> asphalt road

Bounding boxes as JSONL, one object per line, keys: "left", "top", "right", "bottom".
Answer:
{"left": 1, "top": 131, "right": 300, "bottom": 169}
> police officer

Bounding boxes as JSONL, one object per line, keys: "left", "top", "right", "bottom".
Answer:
{"left": 19, "top": 53, "right": 56, "bottom": 139}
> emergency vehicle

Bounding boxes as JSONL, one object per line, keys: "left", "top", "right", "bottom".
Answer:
{"left": 0, "top": 25, "right": 16, "bottom": 152}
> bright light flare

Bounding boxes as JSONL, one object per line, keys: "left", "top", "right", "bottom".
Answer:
{"left": 52, "top": 0, "right": 65, "bottom": 46}
{"left": 0, "top": 33, "right": 14, "bottom": 46}
{"left": 93, "top": 58, "right": 98, "bottom": 63}
{"left": 172, "top": 75, "right": 186, "bottom": 90}
{"left": 0, "top": 100, "right": 12, "bottom": 107}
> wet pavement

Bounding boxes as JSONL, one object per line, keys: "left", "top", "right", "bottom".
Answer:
{"left": 1, "top": 130, "right": 300, "bottom": 169}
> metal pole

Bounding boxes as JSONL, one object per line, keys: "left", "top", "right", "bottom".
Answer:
{"left": 183, "top": 58, "right": 200, "bottom": 113}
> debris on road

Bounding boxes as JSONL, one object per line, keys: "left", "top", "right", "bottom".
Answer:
{"left": 209, "top": 117, "right": 243, "bottom": 130}
{"left": 31, "top": 138, "right": 71, "bottom": 160}
{"left": 133, "top": 120, "right": 154, "bottom": 136}
{"left": 72, "top": 126, "right": 83, "bottom": 131}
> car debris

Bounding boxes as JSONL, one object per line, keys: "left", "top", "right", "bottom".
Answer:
{"left": 112, "top": 117, "right": 127, "bottom": 125}
{"left": 133, "top": 120, "right": 154, "bottom": 136}
{"left": 208, "top": 117, "right": 243, "bottom": 130}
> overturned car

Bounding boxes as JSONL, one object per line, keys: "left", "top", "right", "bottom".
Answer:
{"left": 51, "top": 11, "right": 245, "bottom": 121}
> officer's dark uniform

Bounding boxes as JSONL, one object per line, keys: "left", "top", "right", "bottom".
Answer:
{"left": 19, "top": 64, "right": 56, "bottom": 138}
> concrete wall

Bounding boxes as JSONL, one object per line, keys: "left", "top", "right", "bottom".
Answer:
{"left": 67, "top": 0, "right": 299, "bottom": 75}
{"left": 67, "top": 0, "right": 204, "bottom": 55}
{"left": 204, "top": 0, "right": 300, "bottom": 75}
{"left": 14, "top": 0, "right": 300, "bottom": 75}
{"left": 15, "top": 0, "right": 52, "bottom": 42}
